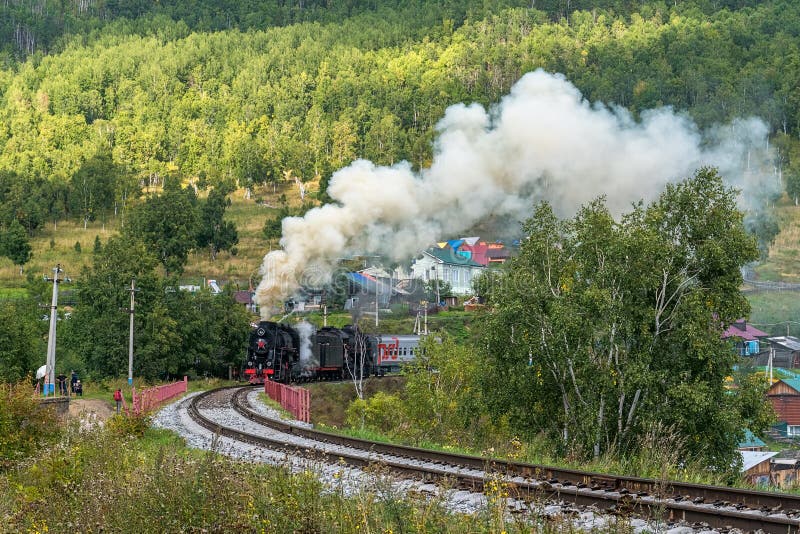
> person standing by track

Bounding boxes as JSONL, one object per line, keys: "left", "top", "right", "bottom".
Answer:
{"left": 113, "top": 388, "right": 123, "bottom": 413}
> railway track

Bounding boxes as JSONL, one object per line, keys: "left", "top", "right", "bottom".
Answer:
{"left": 188, "top": 385, "right": 800, "bottom": 533}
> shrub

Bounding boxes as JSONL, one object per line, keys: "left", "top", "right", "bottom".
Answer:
{"left": 345, "top": 391, "right": 402, "bottom": 433}
{"left": 0, "top": 381, "right": 60, "bottom": 469}
{"left": 106, "top": 412, "right": 151, "bottom": 438}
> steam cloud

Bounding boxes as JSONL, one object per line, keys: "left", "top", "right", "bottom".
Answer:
{"left": 256, "top": 69, "right": 776, "bottom": 314}
{"left": 295, "top": 321, "right": 314, "bottom": 365}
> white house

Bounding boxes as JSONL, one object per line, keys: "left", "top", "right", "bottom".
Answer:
{"left": 410, "top": 248, "right": 485, "bottom": 296}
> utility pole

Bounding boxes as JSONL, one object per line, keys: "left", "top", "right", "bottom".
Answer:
{"left": 767, "top": 346, "right": 774, "bottom": 386}
{"left": 431, "top": 266, "right": 440, "bottom": 306}
{"left": 123, "top": 278, "right": 139, "bottom": 386}
{"left": 44, "top": 264, "right": 64, "bottom": 396}
{"left": 323, "top": 291, "right": 328, "bottom": 328}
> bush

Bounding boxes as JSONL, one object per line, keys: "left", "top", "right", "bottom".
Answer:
{"left": 0, "top": 381, "right": 60, "bottom": 469}
{"left": 106, "top": 412, "right": 151, "bottom": 438}
{"left": 345, "top": 391, "right": 402, "bottom": 433}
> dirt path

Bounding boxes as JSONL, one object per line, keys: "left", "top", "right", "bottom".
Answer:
{"left": 68, "top": 398, "right": 115, "bottom": 422}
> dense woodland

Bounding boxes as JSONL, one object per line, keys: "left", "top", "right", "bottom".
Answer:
{"left": 0, "top": 0, "right": 799, "bottom": 259}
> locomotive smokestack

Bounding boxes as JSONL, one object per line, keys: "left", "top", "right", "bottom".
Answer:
{"left": 255, "top": 69, "right": 775, "bottom": 313}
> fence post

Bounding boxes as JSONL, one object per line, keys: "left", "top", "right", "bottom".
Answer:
{"left": 262, "top": 381, "right": 310, "bottom": 423}
{"left": 303, "top": 388, "right": 310, "bottom": 423}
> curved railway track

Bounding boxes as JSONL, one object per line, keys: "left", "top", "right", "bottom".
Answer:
{"left": 188, "top": 385, "right": 800, "bottom": 533}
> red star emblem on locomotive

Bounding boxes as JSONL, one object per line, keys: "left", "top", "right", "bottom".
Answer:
{"left": 257, "top": 339, "right": 266, "bottom": 350}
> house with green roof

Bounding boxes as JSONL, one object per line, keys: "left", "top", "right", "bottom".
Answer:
{"left": 410, "top": 247, "right": 486, "bottom": 296}
{"left": 738, "top": 429, "right": 766, "bottom": 451}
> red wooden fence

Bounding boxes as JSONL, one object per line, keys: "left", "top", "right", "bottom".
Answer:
{"left": 132, "top": 376, "right": 188, "bottom": 414}
{"left": 264, "top": 380, "right": 310, "bottom": 423}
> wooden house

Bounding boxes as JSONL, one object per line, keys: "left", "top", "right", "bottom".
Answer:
{"left": 737, "top": 429, "right": 766, "bottom": 452}
{"left": 767, "top": 378, "right": 800, "bottom": 437}
{"left": 740, "top": 451, "right": 778, "bottom": 485}
{"left": 411, "top": 248, "right": 485, "bottom": 296}
{"left": 771, "top": 458, "right": 800, "bottom": 488}
{"left": 722, "top": 320, "right": 769, "bottom": 356}
{"left": 758, "top": 336, "right": 800, "bottom": 369}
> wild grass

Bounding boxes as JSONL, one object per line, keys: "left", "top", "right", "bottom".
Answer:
{"left": 305, "top": 379, "right": 736, "bottom": 488}
{"left": 0, "top": 286, "right": 27, "bottom": 299}
{"left": 0, "top": 217, "right": 110, "bottom": 286}
{"left": 746, "top": 290, "right": 800, "bottom": 337}
{"left": 754, "top": 202, "right": 800, "bottom": 282}
{"left": 0, "top": 416, "right": 608, "bottom": 533}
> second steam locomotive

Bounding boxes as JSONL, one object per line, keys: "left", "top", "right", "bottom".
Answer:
{"left": 244, "top": 321, "right": 420, "bottom": 384}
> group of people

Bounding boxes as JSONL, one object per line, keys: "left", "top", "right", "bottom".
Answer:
{"left": 43, "top": 368, "right": 125, "bottom": 414}
{"left": 70, "top": 371, "right": 83, "bottom": 396}
{"left": 53, "top": 371, "right": 83, "bottom": 396}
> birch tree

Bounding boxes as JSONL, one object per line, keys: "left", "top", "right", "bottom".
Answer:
{"left": 481, "top": 168, "right": 762, "bottom": 470}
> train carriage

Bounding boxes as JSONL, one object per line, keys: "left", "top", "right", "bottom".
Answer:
{"left": 245, "top": 321, "right": 420, "bottom": 384}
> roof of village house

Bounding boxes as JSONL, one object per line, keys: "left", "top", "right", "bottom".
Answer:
{"left": 722, "top": 320, "right": 769, "bottom": 341}
{"left": 740, "top": 451, "right": 778, "bottom": 472}
{"left": 738, "top": 429, "right": 766, "bottom": 449}
{"left": 770, "top": 378, "right": 800, "bottom": 394}
{"left": 360, "top": 266, "right": 391, "bottom": 279}
{"left": 486, "top": 247, "right": 512, "bottom": 259}
{"left": 423, "top": 247, "right": 484, "bottom": 268}
{"left": 233, "top": 290, "right": 254, "bottom": 305}
{"left": 768, "top": 336, "right": 800, "bottom": 351}
{"left": 346, "top": 271, "right": 396, "bottom": 295}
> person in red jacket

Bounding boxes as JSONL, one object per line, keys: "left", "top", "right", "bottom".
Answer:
{"left": 113, "top": 388, "right": 123, "bottom": 413}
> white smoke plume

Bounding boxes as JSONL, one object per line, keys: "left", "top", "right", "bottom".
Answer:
{"left": 256, "top": 69, "right": 774, "bottom": 314}
{"left": 295, "top": 320, "right": 315, "bottom": 365}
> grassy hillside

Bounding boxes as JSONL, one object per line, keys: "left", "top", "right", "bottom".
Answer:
{"left": 0, "top": 183, "right": 295, "bottom": 288}
{"left": 753, "top": 202, "right": 800, "bottom": 284}
{"left": 745, "top": 198, "right": 800, "bottom": 334}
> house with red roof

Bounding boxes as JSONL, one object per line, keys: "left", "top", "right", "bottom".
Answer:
{"left": 722, "top": 319, "right": 769, "bottom": 356}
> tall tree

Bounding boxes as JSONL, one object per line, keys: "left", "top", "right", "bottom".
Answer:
{"left": 196, "top": 187, "right": 238, "bottom": 261}
{"left": 64, "top": 234, "right": 251, "bottom": 380}
{"left": 0, "top": 219, "right": 32, "bottom": 274}
{"left": 70, "top": 151, "right": 121, "bottom": 228}
{"left": 64, "top": 235, "right": 164, "bottom": 379}
{"left": 481, "top": 168, "right": 762, "bottom": 471}
{"left": 0, "top": 300, "right": 43, "bottom": 382}
{"left": 124, "top": 181, "right": 198, "bottom": 275}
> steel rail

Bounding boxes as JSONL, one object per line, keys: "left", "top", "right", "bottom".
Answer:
{"left": 233, "top": 386, "right": 800, "bottom": 511}
{"left": 189, "top": 386, "right": 800, "bottom": 533}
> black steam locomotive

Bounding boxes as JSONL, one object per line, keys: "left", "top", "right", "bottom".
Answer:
{"left": 244, "top": 321, "right": 420, "bottom": 384}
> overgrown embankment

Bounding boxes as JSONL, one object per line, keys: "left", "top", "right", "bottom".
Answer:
{"left": 307, "top": 376, "right": 405, "bottom": 428}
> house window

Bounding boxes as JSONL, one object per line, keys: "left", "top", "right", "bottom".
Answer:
{"left": 788, "top": 425, "right": 800, "bottom": 436}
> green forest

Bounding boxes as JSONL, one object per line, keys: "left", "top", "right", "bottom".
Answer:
{"left": 1, "top": 0, "right": 799, "bottom": 253}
